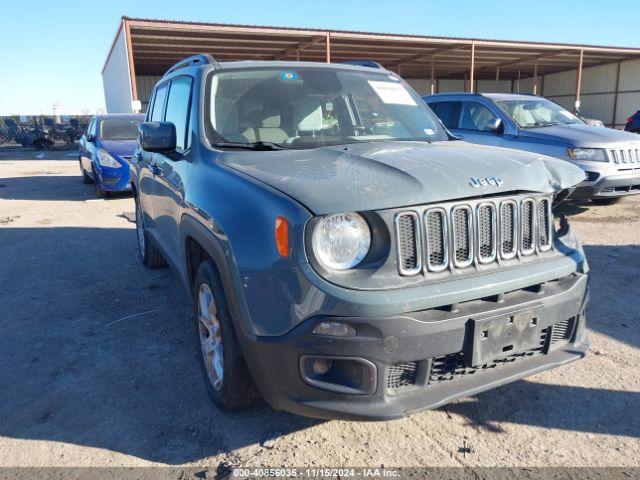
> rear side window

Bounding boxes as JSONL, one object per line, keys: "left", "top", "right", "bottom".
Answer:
{"left": 429, "top": 101, "right": 461, "bottom": 129}
{"left": 150, "top": 83, "right": 169, "bottom": 122}
{"left": 164, "top": 77, "right": 193, "bottom": 151}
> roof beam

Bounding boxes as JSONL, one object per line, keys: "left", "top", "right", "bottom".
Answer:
{"left": 273, "top": 35, "right": 326, "bottom": 60}
{"left": 387, "top": 43, "right": 468, "bottom": 67}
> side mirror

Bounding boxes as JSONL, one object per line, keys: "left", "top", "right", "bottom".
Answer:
{"left": 489, "top": 118, "right": 503, "bottom": 133}
{"left": 139, "top": 121, "right": 176, "bottom": 153}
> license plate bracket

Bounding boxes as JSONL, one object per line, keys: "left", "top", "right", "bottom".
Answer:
{"left": 466, "top": 310, "right": 541, "bottom": 367}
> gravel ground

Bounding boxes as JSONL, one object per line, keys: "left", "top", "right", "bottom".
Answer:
{"left": 0, "top": 148, "right": 638, "bottom": 468}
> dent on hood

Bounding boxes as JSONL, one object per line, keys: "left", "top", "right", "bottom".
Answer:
{"left": 539, "top": 155, "right": 586, "bottom": 191}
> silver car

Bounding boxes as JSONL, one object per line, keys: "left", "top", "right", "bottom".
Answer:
{"left": 424, "top": 93, "right": 640, "bottom": 204}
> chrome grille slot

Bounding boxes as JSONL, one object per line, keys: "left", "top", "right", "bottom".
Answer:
{"left": 424, "top": 208, "right": 448, "bottom": 272}
{"left": 395, "top": 212, "right": 421, "bottom": 276}
{"left": 609, "top": 148, "right": 640, "bottom": 164}
{"left": 476, "top": 203, "right": 496, "bottom": 263}
{"left": 499, "top": 200, "right": 517, "bottom": 259}
{"left": 451, "top": 206, "right": 473, "bottom": 268}
{"left": 520, "top": 199, "right": 536, "bottom": 255}
{"left": 537, "top": 198, "right": 552, "bottom": 251}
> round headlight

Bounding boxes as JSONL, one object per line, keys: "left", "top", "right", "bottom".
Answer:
{"left": 312, "top": 213, "right": 371, "bottom": 270}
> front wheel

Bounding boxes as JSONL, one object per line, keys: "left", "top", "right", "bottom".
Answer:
{"left": 135, "top": 196, "right": 166, "bottom": 268}
{"left": 194, "top": 260, "right": 259, "bottom": 410}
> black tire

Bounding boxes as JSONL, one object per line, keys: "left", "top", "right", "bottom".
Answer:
{"left": 135, "top": 195, "right": 167, "bottom": 268}
{"left": 80, "top": 160, "right": 92, "bottom": 184}
{"left": 193, "top": 259, "right": 260, "bottom": 410}
{"left": 591, "top": 197, "right": 622, "bottom": 206}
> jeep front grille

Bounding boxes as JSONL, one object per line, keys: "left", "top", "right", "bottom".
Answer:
{"left": 608, "top": 148, "right": 640, "bottom": 164}
{"left": 395, "top": 195, "right": 553, "bottom": 276}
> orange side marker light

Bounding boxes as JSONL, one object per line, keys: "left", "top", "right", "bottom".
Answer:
{"left": 275, "top": 216, "right": 289, "bottom": 257}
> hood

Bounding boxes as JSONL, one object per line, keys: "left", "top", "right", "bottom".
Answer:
{"left": 99, "top": 139, "right": 139, "bottom": 157}
{"left": 517, "top": 123, "right": 640, "bottom": 147}
{"left": 220, "top": 141, "right": 585, "bottom": 215}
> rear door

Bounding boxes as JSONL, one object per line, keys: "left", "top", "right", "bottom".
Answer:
{"left": 150, "top": 76, "right": 194, "bottom": 264}
{"left": 137, "top": 83, "right": 169, "bottom": 229}
{"left": 428, "top": 101, "right": 462, "bottom": 132}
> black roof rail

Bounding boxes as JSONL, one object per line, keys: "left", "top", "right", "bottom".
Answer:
{"left": 341, "top": 60, "right": 385, "bottom": 69}
{"left": 164, "top": 54, "right": 217, "bottom": 76}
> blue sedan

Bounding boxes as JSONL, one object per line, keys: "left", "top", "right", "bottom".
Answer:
{"left": 79, "top": 114, "right": 145, "bottom": 197}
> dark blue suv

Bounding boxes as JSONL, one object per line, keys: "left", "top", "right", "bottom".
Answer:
{"left": 131, "top": 55, "right": 589, "bottom": 420}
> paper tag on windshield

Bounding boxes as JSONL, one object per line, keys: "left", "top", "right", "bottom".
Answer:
{"left": 368, "top": 81, "right": 417, "bottom": 106}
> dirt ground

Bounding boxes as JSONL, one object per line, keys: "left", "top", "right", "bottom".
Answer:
{"left": 0, "top": 148, "right": 639, "bottom": 468}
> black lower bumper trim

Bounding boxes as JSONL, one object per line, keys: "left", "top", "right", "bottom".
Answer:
{"left": 239, "top": 273, "right": 589, "bottom": 420}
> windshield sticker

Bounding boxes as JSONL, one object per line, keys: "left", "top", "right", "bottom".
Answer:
{"left": 280, "top": 71, "right": 299, "bottom": 81}
{"left": 423, "top": 128, "right": 436, "bottom": 135}
{"left": 368, "top": 81, "right": 417, "bottom": 106}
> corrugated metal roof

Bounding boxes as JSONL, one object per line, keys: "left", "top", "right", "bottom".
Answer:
{"left": 108, "top": 16, "right": 640, "bottom": 79}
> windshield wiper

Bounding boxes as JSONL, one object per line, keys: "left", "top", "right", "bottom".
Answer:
{"left": 213, "top": 141, "right": 288, "bottom": 151}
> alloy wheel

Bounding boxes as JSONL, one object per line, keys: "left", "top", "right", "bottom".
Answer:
{"left": 198, "top": 283, "right": 224, "bottom": 391}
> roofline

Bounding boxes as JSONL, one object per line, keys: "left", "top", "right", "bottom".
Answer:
{"left": 122, "top": 15, "right": 640, "bottom": 54}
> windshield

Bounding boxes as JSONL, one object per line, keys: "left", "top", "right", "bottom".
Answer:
{"left": 497, "top": 98, "right": 584, "bottom": 128}
{"left": 207, "top": 67, "right": 448, "bottom": 149}
{"left": 100, "top": 118, "right": 142, "bottom": 140}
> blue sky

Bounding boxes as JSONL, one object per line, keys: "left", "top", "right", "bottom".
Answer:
{"left": 1, "top": 0, "right": 639, "bottom": 115}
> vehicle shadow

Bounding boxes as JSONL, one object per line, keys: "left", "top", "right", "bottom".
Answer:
{"left": 0, "top": 174, "right": 131, "bottom": 202}
{"left": 0, "top": 225, "right": 637, "bottom": 463}
{"left": 444, "top": 381, "right": 640, "bottom": 438}
{"left": 0, "top": 227, "right": 319, "bottom": 465}
{"left": 582, "top": 244, "right": 640, "bottom": 350}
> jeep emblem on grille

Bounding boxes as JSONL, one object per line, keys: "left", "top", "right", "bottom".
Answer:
{"left": 469, "top": 176, "right": 504, "bottom": 188}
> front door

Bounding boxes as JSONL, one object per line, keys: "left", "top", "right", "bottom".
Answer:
{"left": 150, "top": 76, "right": 194, "bottom": 264}
{"left": 452, "top": 101, "right": 504, "bottom": 147}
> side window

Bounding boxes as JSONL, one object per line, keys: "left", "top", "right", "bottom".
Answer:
{"left": 164, "top": 77, "right": 193, "bottom": 151}
{"left": 429, "top": 101, "right": 461, "bottom": 129}
{"left": 460, "top": 102, "right": 500, "bottom": 132}
{"left": 151, "top": 83, "right": 169, "bottom": 122}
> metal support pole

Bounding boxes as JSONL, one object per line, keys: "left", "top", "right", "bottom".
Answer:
{"left": 469, "top": 41, "right": 476, "bottom": 93}
{"left": 495, "top": 66, "right": 500, "bottom": 89}
{"left": 574, "top": 49, "right": 584, "bottom": 113}
{"left": 533, "top": 60, "right": 538, "bottom": 95}
{"left": 295, "top": 48, "right": 300, "bottom": 61}
{"left": 326, "top": 32, "right": 331, "bottom": 63}
{"left": 611, "top": 61, "right": 621, "bottom": 128}
{"left": 430, "top": 58, "right": 435, "bottom": 95}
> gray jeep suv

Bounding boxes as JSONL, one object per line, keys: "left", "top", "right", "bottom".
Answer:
{"left": 131, "top": 55, "right": 589, "bottom": 420}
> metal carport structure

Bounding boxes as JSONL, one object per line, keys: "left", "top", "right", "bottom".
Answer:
{"left": 102, "top": 16, "right": 640, "bottom": 127}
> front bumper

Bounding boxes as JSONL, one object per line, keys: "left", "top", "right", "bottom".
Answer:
{"left": 569, "top": 158, "right": 640, "bottom": 199}
{"left": 572, "top": 171, "right": 640, "bottom": 199}
{"left": 241, "top": 272, "right": 589, "bottom": 420}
